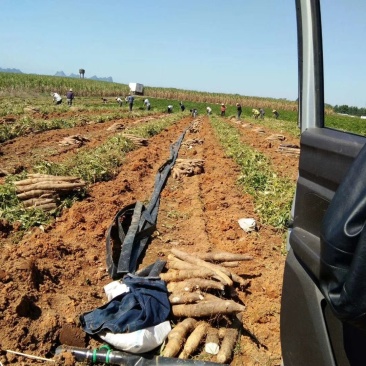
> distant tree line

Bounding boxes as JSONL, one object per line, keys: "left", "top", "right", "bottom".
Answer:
{"left": 333, "top": 105, "right": 366, "bottom": 117}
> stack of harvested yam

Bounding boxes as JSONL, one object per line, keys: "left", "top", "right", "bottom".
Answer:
{"left": 278, "top": 143, "right": 300, "bottom": 155}
{"left": 182, "top": 138, "right": 204, "bottom": 148}
{"left": 171, "top": 158, "right": 204, "bottom": 179}
{"left": 265, "top": 134, "right": 285, "bottom": 141}
{"left": 188, "top": 117, "right": 203, "bottom": 133}
{"left": 58, "top": 134, "right": 90, "bottom": 146}
{"left": 107, "top": 122, "right": 125, "bottom": 132}
{"left": 160, "top": 248, "right": 253, "bottom": 363}
{"left": 252, "top": 127, "right": 265, "bottom": 134}
{"left": 14, "top": 174, "right": 86, "bottom": 212}
{"left": 121, "top": 133, "right": 148, "bottom": 147}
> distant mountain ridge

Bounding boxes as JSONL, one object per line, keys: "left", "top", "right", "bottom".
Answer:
{"left": 0, "top": 67, "right": 113, "bottom": 82}
{"left": 0, "top": 67, "right": 23, "bottom": 74}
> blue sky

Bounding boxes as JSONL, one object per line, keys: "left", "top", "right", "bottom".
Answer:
{"left": 1, "top": 1, "right": 365, "bottom": 107}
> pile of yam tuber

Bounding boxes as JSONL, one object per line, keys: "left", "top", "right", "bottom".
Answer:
{"left": 182, "top": 138, "right": 204, "bottom": 148}
{"left": 58, "top": 134, "right": 90, "bottom": 146}
{"left": 265, "top": 134, "right": 285, "bottom": 141}
{"left": 188, "top": 118, "right": 203, "bottom": 133}
{"left": 106, "top": 122, "right": 125, "bottom": 132}
{"left": 278, "top": 143, "right": 300, "bottom": 155}
{"left": 121, "top": 133, "right": 149, "bottom": 147}
{"left": 14, "top": 174, "right": 86, "bottom": 212}
{"left": 159, "top": 248, "right": 253, "bottom": 363}
{"left": 171, "top": 158, "right": 204, "bottom": 179}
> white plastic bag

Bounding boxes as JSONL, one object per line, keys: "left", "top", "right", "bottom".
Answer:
{"left": 104, "top": 280, "right": 129, "bottom": 301}
{"left": 99, "top": 321, "right": 171, "bottom": 353}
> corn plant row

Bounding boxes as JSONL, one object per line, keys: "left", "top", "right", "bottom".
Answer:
{"left": 0, "top": 72, "right": 301, "bottom": 112}
{"left": 210, "top": 116, "right": 295, "bottom": 230}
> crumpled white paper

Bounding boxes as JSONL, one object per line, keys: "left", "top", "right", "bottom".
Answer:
{"left": 238, "top": 218, "right": 256, "bottom": 232}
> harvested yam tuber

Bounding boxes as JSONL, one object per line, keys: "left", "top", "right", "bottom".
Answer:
{"left": 14, "top": 175, "right": 83, "bottom": 186}
{"left": 166, "top": 254, "right": 201, "bottom": 271}
{"left": 171, "top": 249, "right": 233, "bottom": 286}
{"left": 172, "top": 300, "right": 245, "bottom": 318}
{"left": 182, "top": 138, "right": 204, "bottom": 147}
{"left": 16, "top": 189, "right": 56, "bottom": 200}
{"left": 58, "top": 134, "right": 89, "bottom": 146}
{"left": 179, "top": 322, "right": 209, "bottom": 359}
{"left": 34, "top": 202, "right": 58, "bottom": 211}
{"left": 167, "top": 279, "right": 225, "bottom": 293}
{"left": 220, "top": 261, "right": 240, "bottom": 268}
{"left": 160, "top": 268, "right": 215, "bottom": 282}
{"left": 205, "top": 327, "right": 220, "bottom": 355}
{"left": 196, "top": 251, "right": 253, "bottom": 262}
{"left": 216, "top": 328, "right": 239, "bottom": 364}
{"left": 169, "top": 292, "right": 204, "bottom": 305}
{"left": 14, "top": 174, "right": 86, "bottom": 212}
{"left": 198, "top": 259, "right": 248, "bottom": 288}
{"left": 0, "top": 168, "right": 9, "bottom": 177}
{"left": 121, "top": 133, "right": 148, "bottom": 147}
{"left": 265, "top": 134, "right": 285, "bottom": 141}
{"left": 278, "top": 144, "right": 300, "bottom": 155}
{"left": 171, "top": 158, "right": 204, "bottom": 179}
{"left": 162, "top": 318, "right": 197, "bottom": 357}
{"left": 22, "top": 197, "right": 57, "bottom": 208}
{"left": 107, "top": 122, "right": 124, "bottom": 132}
{"left": 15, "top": 181, "right": 85, "bottom": 193}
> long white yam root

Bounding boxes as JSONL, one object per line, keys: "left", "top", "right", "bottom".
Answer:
{"left": 160, "top": 268, "right": 215, "bottom": 282}
{"left": 167, "top": 279, "right": 224, "bottom": 293}
{"left": 179, "top": 322, "right": 209, "bottom": 359}
{"left": 166, "top": 255, "right": 201, "bottom": 271}
{"left": 171, "top": 249, "right": 233, "bottom": 286}
{"left": 196, "top": 251, "right": 253, "bottom": 262}
{"left": 216, "top": 328, "right": 239, "bottom": 364}
{"left": 169, "top": 292, "right": 204, "bottom": 305}
{"left": 172, "top": 300, "right": 245, "bottom": 318}
{"left": 15, "top": 181, "right": 85, "bottom": 193}
{"left": 162, "top": 318, "right": 197, "bottom": 358}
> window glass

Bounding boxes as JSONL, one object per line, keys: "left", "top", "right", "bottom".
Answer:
{"left": 321, "top": 2, "right": 366, "bottom": 135}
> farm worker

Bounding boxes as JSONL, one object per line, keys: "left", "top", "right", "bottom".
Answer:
{"left": 252, "top": 108, "right": 260, "bottom": 119}
{"left": 51, "top": 92, "right": 62, "bottom": 105}
{"left": 191, "top": 108, "right": 198, "bottom": 117}
{"left": 259, "top": 108, "right": 265, "bottom": 119}
{"left": 272, "top": 109, "right": 279, "bottom": 119}
{"left": 102, "top": 98, "right": 108, "bottom": 103}
{"left": 116, "top": 97, "right": 123, "bottom": 107}
{"left": 179, "top": 102, "right": 185, "bottom": 112}
{"left": 220, "top": 103, "right": 226, "bottom": 116}
{"left": 127, "top": 94, "right": 134, "bottom": 111}
{"left": 206, "top": 106, "right": 212, "bottom": 115}
{"left": 66, "top": 89, "right": 74, "bottom": 106}
{"left": 236, "top": 103, "right": 242, "bottom": 120}
{"left": 144, "top": 98, "right": 151, "bottom": 110}
{"left": 167, "top": 105, "right": 173, "bottom": 113}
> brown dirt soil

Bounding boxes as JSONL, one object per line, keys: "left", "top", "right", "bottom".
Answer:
{"left": 0, "top": 113, "right": 299, "bottom": 365}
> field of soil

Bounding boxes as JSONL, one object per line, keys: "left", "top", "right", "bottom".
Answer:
{"left": 0, "top": 110, "right": 299, "bottom": 365}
